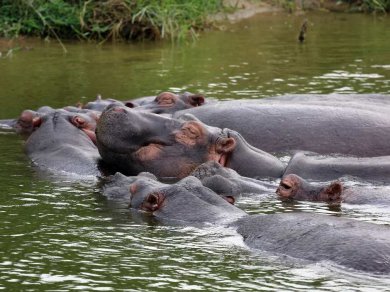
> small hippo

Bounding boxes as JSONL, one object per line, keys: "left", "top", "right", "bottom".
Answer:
{"left": 132, "top": 92, "right": 206, "bottom": 115}
{"left": 190, "top": 161, "right": 276, "bottom": 203}
{"left": 128, "top": 175, "right": 390, "bottom": 274}
{"left": 81, "top": 95, "right": 130, "bottom": 112}
{"left": 277, "top": 174, "right": 390, "bottom": 205}
{"left": 24, "top": 109, "right": 101, "bottom": 176}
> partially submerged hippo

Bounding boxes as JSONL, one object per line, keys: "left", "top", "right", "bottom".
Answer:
{"left": 277, "top": 174, "right": 390, "bottom": 205}
{"left": 128, "top": 175, "right": 390, "bottom": 274}
{"left": 81, "top": 95, "right": 132, "bottom": 112}
{"left": 190, "top": 161, "right": 276, "bottom": 203}
{"left": 81, "top": 91, "right": 207, "bottom": 114}
{"left": 284, "top": 152, "right": 390, "bottom": 183}
{"left": 96, "top": 107, "right": 390, "bottom": 182}
{"left": 24, "top": 109, "right": 101, "bottom": 176}
{"left": 96, "top": 105, "right": 284, "bottom": 178}
{"left": 132, "top": 92, "right": 206, "bottom": 114}
{"left": 174, "top": 98, "right": 390, "bottom": 156}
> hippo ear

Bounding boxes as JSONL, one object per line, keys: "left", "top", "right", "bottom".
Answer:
{"left": 216, "top": 137, "right": 236, "bottom": 154}
{"left": 71, "top": 116, "right": 86, "bottom": 128}
{"left": 187, "top": 94, "right": 205, "bottom": 107}
{"left": 323, "top": 181, "right": 343, "bottom": 202}
{"left": 32, "top": 116, "right": 42, "bottom": 127}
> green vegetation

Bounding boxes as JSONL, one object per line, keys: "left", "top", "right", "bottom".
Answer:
{"left": 0, "top": 0, "right": 224, "bottom": 42}
{"left": 359, "top": 0, "right": 390, "bottom": 12}
{"left": 0, "top": 0, "right": 388, "bottom": 45}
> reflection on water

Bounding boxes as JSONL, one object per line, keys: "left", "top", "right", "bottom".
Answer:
{"left": 0, "top": 11, "right": 390, "bottom": 291}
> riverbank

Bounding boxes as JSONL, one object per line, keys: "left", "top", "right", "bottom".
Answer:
{"left": 0, "top": 0, "right": 388, "bottom": 45}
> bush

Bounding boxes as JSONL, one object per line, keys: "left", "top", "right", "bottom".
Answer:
{"left": 0, "top": 0, "right": 224, "bottom": 41}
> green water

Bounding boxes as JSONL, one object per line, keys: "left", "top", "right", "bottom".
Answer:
{"left": 0, "top": 12, "right": 390, "bottom": 291}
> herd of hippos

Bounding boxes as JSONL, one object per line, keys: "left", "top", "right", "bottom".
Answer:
{"left": 1, "top": 91, "right": 390, "bottom": 274}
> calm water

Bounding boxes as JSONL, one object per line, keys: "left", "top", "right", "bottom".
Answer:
{"left": 0, "top": 12, "right": 390, "bottom": 291}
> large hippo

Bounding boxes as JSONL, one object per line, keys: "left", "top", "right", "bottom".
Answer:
{"left": 128, "top": 175, "right": 390, "bottom": 274}
{"left": 277, "top": 174, "right": 390, "bottom": 205}
{"left": 96, "top": 107, "right": 390, "bottom": 181}
{"left": 24, "top": 109, "right": 101, "bottom": 176}
{"left": 173, "top": 97, "right": 390, "bottom": 156}
{"left": 96, "top": 105, "right": 284, "bottom": 178}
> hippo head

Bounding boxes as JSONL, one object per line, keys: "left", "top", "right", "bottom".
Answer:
{"left": 135, "top": 92, "right": 205, "bottom": 114}
{"left": 96, "top": 105, "right": 284, "bottom": 178}
{"left": 129, "top": 175, "right": 246, "bottom": 224}
{"left": 276, "top": 174, "right": 343, "bottom": 204}
{"left": 96, "top": 105, "right": 236, "bottom": 178}
{"left": 26, "top": 109, "right": 99, "bottom": 149}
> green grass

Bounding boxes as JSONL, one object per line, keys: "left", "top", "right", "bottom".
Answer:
{"left": 0, "top": 0, "right": 224, "bottom": 42}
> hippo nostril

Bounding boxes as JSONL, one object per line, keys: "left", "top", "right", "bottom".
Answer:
{"left": 280, "top": 182, "right": 292, "bottom": 190}
{"left": 130, "top": 183, "right": 137, "bottom": 195}
{"left": 223, "top": 196, "right": 235, "bottom": 205}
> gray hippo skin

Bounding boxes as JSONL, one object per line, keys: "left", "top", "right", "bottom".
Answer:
{"left": 82, "top": 91, "right": 207, "bottom": 114}
{"left": 174, "top": 98, "right": 390, "bottom": 156}
{"left": 131, "top": 92, "right": 206, "bottom": 115}
{"left": 190, "top": 161, "right": 275, "bottom": 203}
{"left": 285, "top": 152, "right": 390, "bottom": 183}
{"left": 96, "top": 105, "right": 284, "bottom": 179}
{"left": 129, "top": 175, "right": 390, "bottom": 274}
{"left": 25, "top": 109, "right": 101, "bottom": 176}
{"left": 277, "top": 174, "right": 390, "bottom": 205}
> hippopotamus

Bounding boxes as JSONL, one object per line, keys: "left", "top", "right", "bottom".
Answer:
{"left": 1, "top": 105, "right": 100, "bottom": 138}
{"left": 81, "top": 95, "right": 130, "bottom": 112}
{"left": 80, "top": 91, "right": 207, "bottom": 114}
{"left": 261, "top": 94, "right": 390, "bottom": 111}
{"left": 284, "top": 152, "right": 390, "bottom": 182}
{"left": 190, "top": 161, "right": 276, "bottom": 203}
{"left": 277, "top": 174, "right": 390, "bottom": 205}
{"left": 173, "top": 97, "right": 390, "bottom": 156}
{"left": 131, "top": 92, "right": 206, "bottom": 114}
{"left": 96, "top": 107, "right": 390, "bottom": 181}
{"left": 96, "top": 105, "right": 284, "bottom": 179}
{"left": 128, "top": 175, "right": 390, "bottom": 274}
{"left": 24, "top": 109, "right": 101, "bottom": 176}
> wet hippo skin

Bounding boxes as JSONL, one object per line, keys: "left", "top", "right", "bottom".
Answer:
{"left": 277, "top": 174, "right": 390, "bottom": 205}
{"left": 174, "top": 97, "right": 390, "bottom": 156}
{"left": 128, "top": 175, "right": 390, "bottom": 274}
{"left": 24, "top": 109, "right": 101, "bottom": 176}
{"left": 284, "top": 152, "right": 390, "bottom": 183}
{"left": 96, "top": 105, "right": 284, "bottom": 179}
{"left": 96, "top": 106, "right": 390, "bottom": 182}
